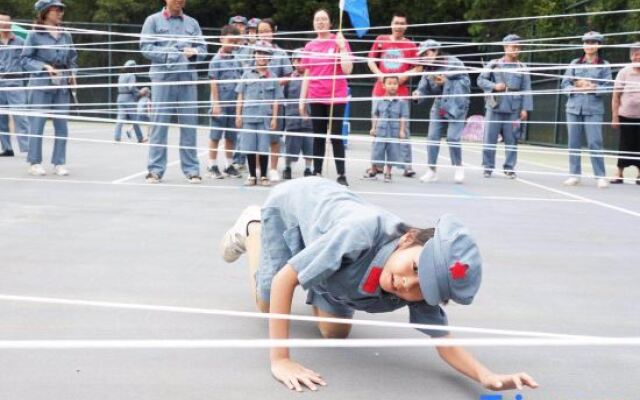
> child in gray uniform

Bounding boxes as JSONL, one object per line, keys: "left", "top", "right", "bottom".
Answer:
{"left": 282, "top": 49, "right": 314, "bottom": 179}
{"left": 235, "top": 40, "right": 282, "bottom": 186}
{"left": 364, "top": 76, "right": 408, "bottom": 183}
{"left": 220, "top": 177, "right": 538, "bottom": 393}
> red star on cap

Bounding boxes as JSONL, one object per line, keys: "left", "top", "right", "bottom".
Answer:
{"left": 449, "top": 262, "right": 469, "bottom": 280}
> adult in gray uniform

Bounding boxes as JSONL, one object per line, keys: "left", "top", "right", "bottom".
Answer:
{"left": 477, "top": 34, "right": 533, "bottom": 179}
{"left": 113, "top": 59, "right": 145, "bottom": 143}
{"left": 0, "top": 10, "right": 30, "bottom": 156}
{"left": 220, "top": 177, "right": 538, "bottom": 393}
{"left": 561, "top": 31, "right": 612, "bottom": 189}
{"left": 140, "top": 0, "right": 206, "bottom": 184}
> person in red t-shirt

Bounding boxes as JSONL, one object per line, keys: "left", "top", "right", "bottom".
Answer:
{"left": 367, "top": 11, "right": 421, "bottom": 177}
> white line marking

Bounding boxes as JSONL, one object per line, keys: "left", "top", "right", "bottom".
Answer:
{"left": 0, "top": 176, "right": 584, "bottom": 203}
{"left": 517, "top": 177, "right": 640, "bottom": 218}
{"left": 111, "top": 150, "right": 208, "bottom": 184}
{"left": 0, "top": 294, "right": 597, "bottom": 339}
{"left": 0, "top": 337, "right": 638, "bottom": 350}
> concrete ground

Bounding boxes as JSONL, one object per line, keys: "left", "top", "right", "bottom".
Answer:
{"left": 0, "top": 122, "right": 638, "bottom": 400}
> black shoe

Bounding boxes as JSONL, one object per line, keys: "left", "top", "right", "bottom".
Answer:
{"left": 303, "top": 168, "right": 313, "bottom": 177}
{"left": 337, "top": 175, "right": 349, "bottom": 186}
{"left": 483, "top": 170, "right": 492, "bottom": 178}
{"left": 362, "top": 169, "right": 377, "bottom": 180}
{"left": 610, "top": 178, "right": 624, "bottom": 184}
{"left": 282, "top": 167, "right": 292, "bottom": 180}
{"left": 145, "top": 172, "right": 161, "bottom": 183}
{"left": 0, "top": 149, "right": 15, "bottom": 157}
{"left": 224, "top": 164, "right": 241, "bottom": 178}
{"left": 403, "top": 169, "right": 416, "bottom": 178}
{"left": 208, "top": 165, "right": 223, "bottom": 179}
{"left": 504, "top": 171, "right": 517, "bottom": 179}
{"left": 636, "top": 177, "right": 640, "bottom": 185}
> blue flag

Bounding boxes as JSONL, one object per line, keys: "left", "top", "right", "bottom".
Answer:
{"left": 340, "top": 0, "right": 370, "bottom": 38}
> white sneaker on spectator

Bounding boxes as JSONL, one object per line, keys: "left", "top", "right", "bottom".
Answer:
{"left": 563, "top": 177, "right": 581, "bottom": 186}
{"left": 420, "top": 168, "right": 438, "bottom": 183}
{"left": 220, "top": 205, "right": 261, "bottom": 263}
{"left": 597, "top": 178, "right": 609, "bottom": 189}
{"left": 28, "top": 164, "right": 46, "bottom": 176}
{"left": 454, "top": 166, "right": 465, "bottom": 184}
{"left": 54, "top": 165, "right": 69, "bottom": 176}
{"left": 269, "top": 169, "right": 280, "bottom": 182}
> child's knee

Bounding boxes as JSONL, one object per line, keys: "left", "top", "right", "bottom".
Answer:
{"left": 255, "top": 298, "right": 269, "bottom": 313}
{"left": 317, "top": 321, "right": 352, "bottom": 339}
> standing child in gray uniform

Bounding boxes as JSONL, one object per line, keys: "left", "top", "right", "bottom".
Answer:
{"left": 282, "top": 48, "right": 313, "bottom": 180}
{"left": 477, "top": 34, "right": 533, "bottom": 179}
{"left": 207, "top": 24, "right": 242, "bottom": 179}
{"left": 114, "top": 59, "right": 145, "bottom": 143}
{"left": 412, "top": 39, "right": 470, "bottom": 184}
{"left": 219, "top": 177, "right": 538, "bottom": 393}
{"left": 561, "top": 31, "right": 612, "bottom": 189}
{"left": 364, "top": 75, "right": 407, "bottom": 183}
{"left": 235, "top": 40, "right": 282, "bottom": 187}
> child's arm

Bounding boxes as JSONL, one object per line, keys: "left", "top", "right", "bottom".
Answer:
{"left": 299, "top": 69, "right": 310, "bottom": 119}
{"left": 436, "top": 341, "right": 539, "bottom": 391}
{"left": 235, "top": 93, "right": 244, "bottom": 129}
{"left": 269, "top": 265, "right": 326, "bottom": 392}
{"left": 271, "top": 100, "right": 279, "bottom": 130}
{"left": 399, "top": 117, "right": 406, "bottom": 139}
{"left": 370, "top": 115, "right": 377, "bottom": 136}
{"left": 210, "top": 80, "right": 221, "bottom": 116}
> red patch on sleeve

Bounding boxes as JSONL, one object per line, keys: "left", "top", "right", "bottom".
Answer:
{"left": 363, "top": 267, "right": 383, "bottom": 294}
{"left": 449, "top": 262, "right": 469, "bottom": 280}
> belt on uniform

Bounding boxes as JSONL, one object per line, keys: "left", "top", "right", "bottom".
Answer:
{"left": 1, "top": 73, "right": 22, "bottom": 80}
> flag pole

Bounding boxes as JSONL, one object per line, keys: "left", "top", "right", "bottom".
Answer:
{"left": 323, "top": 3, "right": 345, "bottom": 179}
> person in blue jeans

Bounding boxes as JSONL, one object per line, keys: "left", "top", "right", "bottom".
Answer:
{"left": 561, "top": 31, "right": 612, "bottom": 189}
{"left": 20, "top": 0, "right": 77, "bottom": 177}
{"left": 477, "top": 34, "right": 533, "bottom": 179}
{"left": 0, "top": 10, "right": 30, "bottom": 157}
{"left": 140, "top": 0, "right": 206, "bottom": 184}
{"left": 412, "top": 39, "right": 470, "bottom": 184}
{"left": 114, "top": 59, "right": 145, "bottom": 143}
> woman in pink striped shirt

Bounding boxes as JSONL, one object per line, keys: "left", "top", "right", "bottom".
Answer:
{"left": 299, "top": 9, "right": 353, "bottom": 186}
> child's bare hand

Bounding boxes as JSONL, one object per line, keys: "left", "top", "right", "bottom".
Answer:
{"left": 270, "top": 119, "right": 277, "bottom": 130}
{"left": 271, "top": 358, "right": 326, "bottom": 392}
{"left": 235, "top": 116, "right": 242, "bottom": 129}
{"left": 480, "top": 372, "right": 539, "bottom": 391}
{"left": 369, "top": 129, "right": 376, "bottom": 136}
{"left": 211, "top": 105, "right": 221, "bottom": 117}
{"left": 400, "top": 131, "right": 406, "bottom": 139}
{"left": 299, "top": 104, "right": 309, "bottom": 120}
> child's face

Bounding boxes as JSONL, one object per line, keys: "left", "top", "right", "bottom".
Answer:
{"left": 503, "top": 44, "right": 521, "bottom": 59}
{"left": 292, "top": 58, "right": 304, "bottom": 73}
{"left": 383, "top": 78, "right": 399, "bottom": 95}
{"left": 255, "top": 51, "right": 270, "bottom": 66}
{"left": 379, "top": 238, "right": 424, "bottom": 302}
{"left": 220, "top": 35, "right": 237, "bottom": 52}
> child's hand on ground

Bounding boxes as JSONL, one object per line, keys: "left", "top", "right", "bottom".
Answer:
{"left": 480, "top": 372, "right": 539, "bottom": 391}
{"left": 271, "top": 358, "right": 326, "bottom": 392}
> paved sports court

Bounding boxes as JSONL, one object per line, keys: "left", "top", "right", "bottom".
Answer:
{"left": 0, "top": 122, "right": 638, "bottom": 399}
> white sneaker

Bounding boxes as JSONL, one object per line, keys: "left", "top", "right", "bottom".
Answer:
{"left": 597, "top": 178, "right": 609, "bottom": 189}
{"left": 269, "top": 169, "right": 281, "bottom": 182}
{"left": 454, "top": 166, "right": 465, "bottom": 184}
{"left": 28, "top": 164, "right": 46, "bottom": 176}
{"left": 220, "top": 205, "right": 262, "bottom": 263}
{"left": 563, "top": 177, "right": 581, "bottom": 186}
{"left": 53, "top": 165, "right": 69, "bottom": 176}
{"left": 420, "top": 168, "right": 438, "bottom": 183}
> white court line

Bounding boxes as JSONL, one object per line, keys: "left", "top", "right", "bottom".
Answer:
{"left": 516, "top": 177, "right": 640, "bottom": 218}
{"left": 111, "top": 150, "right": 208, "bottom": 184}
{"left": 0, "top": 176, "right": 585, "bottom": 203}
{"left": 0, "top": 294, "right": 598, "bottom": 339}
{"left": 0, "top": 337, "right": 639, "bottom": 349}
